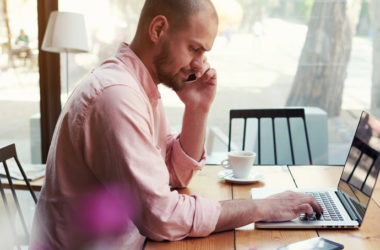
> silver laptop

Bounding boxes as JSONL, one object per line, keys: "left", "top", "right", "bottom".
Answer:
{"left": 251, "top": 111, "right": 380, "bottom": 229}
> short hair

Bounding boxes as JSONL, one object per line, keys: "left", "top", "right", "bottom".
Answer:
{"left": 137, "top": 0, "right": 217, "bottom": 32}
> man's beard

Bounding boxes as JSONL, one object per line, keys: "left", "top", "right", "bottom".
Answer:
{"left": 153, "top": 42, "right": 186, "bottom": 91}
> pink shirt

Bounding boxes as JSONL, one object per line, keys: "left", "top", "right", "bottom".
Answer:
{"left": 31, "top": 43, "right": 221, "bottom": 250}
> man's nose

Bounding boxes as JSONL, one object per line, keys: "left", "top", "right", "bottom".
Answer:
{"left": 190, "top": 57, "right": 203, "bottom": 72}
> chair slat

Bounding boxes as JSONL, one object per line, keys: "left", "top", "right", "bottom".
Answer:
{"left": 242, "top": 118, "right": 247, "bottom": 151}
{"left": 228, "top": 108, "right": 313, "bottom": 165}
{"left": 272, "top": 118, "right": 277, "bottom": 165}
{"left": 258, "top": 118, "right": 261, "bottom": 164}
{"left": 286, "top": 117, "right": 295, "bottom": 165}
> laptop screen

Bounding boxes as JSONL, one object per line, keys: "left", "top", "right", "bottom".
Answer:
{"left": 338, "top": 111, "right": 380, "bottom": 223}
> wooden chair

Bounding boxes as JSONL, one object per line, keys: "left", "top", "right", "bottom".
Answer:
{"left": 0, "top": 144, "right": 38, "bottom": 249}
{"left": 228, "top": 108, "right": 313, "bottom": 165}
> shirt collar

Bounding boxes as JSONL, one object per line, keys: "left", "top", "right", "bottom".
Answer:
{"left": 115, "top": 42, "right": 161, "bottom": 106}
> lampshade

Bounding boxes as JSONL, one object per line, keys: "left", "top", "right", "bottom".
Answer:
{"left": 42, "top": 11, "right": 89, "bottom": 53}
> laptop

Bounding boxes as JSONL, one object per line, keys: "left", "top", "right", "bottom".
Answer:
{"left": 251, "top": 111, "right": 380, "bottom": 229}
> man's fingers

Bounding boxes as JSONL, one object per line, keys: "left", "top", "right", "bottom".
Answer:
{"left": 199, "top": 68, "right": 217, "bottom": 84}
{"left": 294, "top": 203, "right": 314, "bottom": 216}
{"left": 294, "top": 194, "right": 323, "bottom": 216}
{"left": 202, "top": 55, "right": 207, "bottom": 64}
{"left": 202, "top": 62, "right": 210, "bottom": 75}
{"left": 194, "top": 60, "right": 209, "bottom": 78}
{"left": 260, "top": 191, "right": 324, "bottom": 222}
{"left": 302, "top": 193, "right": 323, "bottom": 214}
{"left": 310, "top": 198, "right": 323, "bottom": 215}
{"left": 291, "top": 192, "right": 323, "bottom": 215}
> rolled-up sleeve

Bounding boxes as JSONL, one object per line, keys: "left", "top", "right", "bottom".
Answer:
{"left": 166, "top": 134, "right": 207, "bottom": 188}
{"left": 82, "top": 85, "right": 221, "bottom": 241}
{"left": 188, "top": 195, "right": 221, "bottom": 237}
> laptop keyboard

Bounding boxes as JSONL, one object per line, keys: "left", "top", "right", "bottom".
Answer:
{"left": 301, "top": 192, "right": 344, "bottom": 221}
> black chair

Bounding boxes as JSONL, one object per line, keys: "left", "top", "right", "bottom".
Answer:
{"left": 228, "top": 108, "right": 313, "bottom": 165}
{"left": 0, "top": 144, "right": 38, "bottom": 249}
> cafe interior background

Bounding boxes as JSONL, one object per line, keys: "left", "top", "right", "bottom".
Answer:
{"left": 0, "top": 0, "right": 379, "bottom": 236}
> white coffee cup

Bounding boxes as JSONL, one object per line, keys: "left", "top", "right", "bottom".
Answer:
{"left": 221, "top": 151, "right": 256, "bottom": 178}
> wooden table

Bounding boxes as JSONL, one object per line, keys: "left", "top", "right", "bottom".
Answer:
{"left": 145, "top": 165, "right": 380, "bottom": 250}
{"left": 5, "top": 165, "right": 379, "bottom": 249}
{"left": 1, "top": 177, "right": 44, "bottom": 191}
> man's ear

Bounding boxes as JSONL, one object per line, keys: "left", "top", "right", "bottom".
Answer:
{"left": 149, "top": 15, "right": 169, "bottom": 43}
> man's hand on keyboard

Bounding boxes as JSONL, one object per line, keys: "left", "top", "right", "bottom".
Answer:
{"left": 257, "top": 190, "right": 323, "bottom": 222}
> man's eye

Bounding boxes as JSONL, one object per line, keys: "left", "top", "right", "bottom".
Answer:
{"left": 190, "top": 47, "right": 199, "bottom": 53}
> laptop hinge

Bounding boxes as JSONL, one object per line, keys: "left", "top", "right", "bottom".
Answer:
{"left": 335, "top": 190, "right": 361, "bottom": 223}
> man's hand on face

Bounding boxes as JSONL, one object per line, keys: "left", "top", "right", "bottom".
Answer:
{"left": 176, "top": 57, "right": 217, "bottom": 113}
{"left": 257, "top": 191, "right": 323, "bottom": 222}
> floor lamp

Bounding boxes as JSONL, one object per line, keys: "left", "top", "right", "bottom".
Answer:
{"left": 41, "top": 11, "right": 89, "bottom": 101}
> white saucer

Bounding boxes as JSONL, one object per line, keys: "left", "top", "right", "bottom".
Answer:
{"left": 218, "top": 169, "right": 264, "bottom": 184}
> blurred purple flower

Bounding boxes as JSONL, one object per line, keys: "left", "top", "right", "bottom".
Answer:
{"left": 74, "top": 185, "right": 136, "bottom": 237}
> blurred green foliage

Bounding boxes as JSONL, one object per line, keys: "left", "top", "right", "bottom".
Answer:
{"left": 357, "top": 1, "right": 371, "bottom": 36}
{"left": 295, "top": 0, "right": 314, "bottom": 23}
{"left": 236, "top": 0, "right": 315, "bottom": 29}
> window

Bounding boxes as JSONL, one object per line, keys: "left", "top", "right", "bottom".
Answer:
{"left": 56, "top": 0, "right": 376, "bottom": 165}
{"left": 0, "top": 0, "right": 40, "bottom": 163}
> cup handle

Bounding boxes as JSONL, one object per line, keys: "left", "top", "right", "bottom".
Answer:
{"left": 221, "top": 159, "right": 230, "bottom": 169}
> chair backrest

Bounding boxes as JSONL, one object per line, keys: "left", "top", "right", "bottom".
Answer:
{"left": 228, "top": 108, "right": 313, "bottom": 165}
{"left": 0, "top": 144, "right": 37, "bottom": 248}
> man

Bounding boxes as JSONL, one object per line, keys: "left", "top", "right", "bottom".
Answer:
{"left": 12, "top": 29, "right": 31, "bottom": 66}
{"left": 15, "top": 29, "right": 30, "bottom": 46}
{"left": 31, "top": 0, "right": 322, "bottom": 249}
